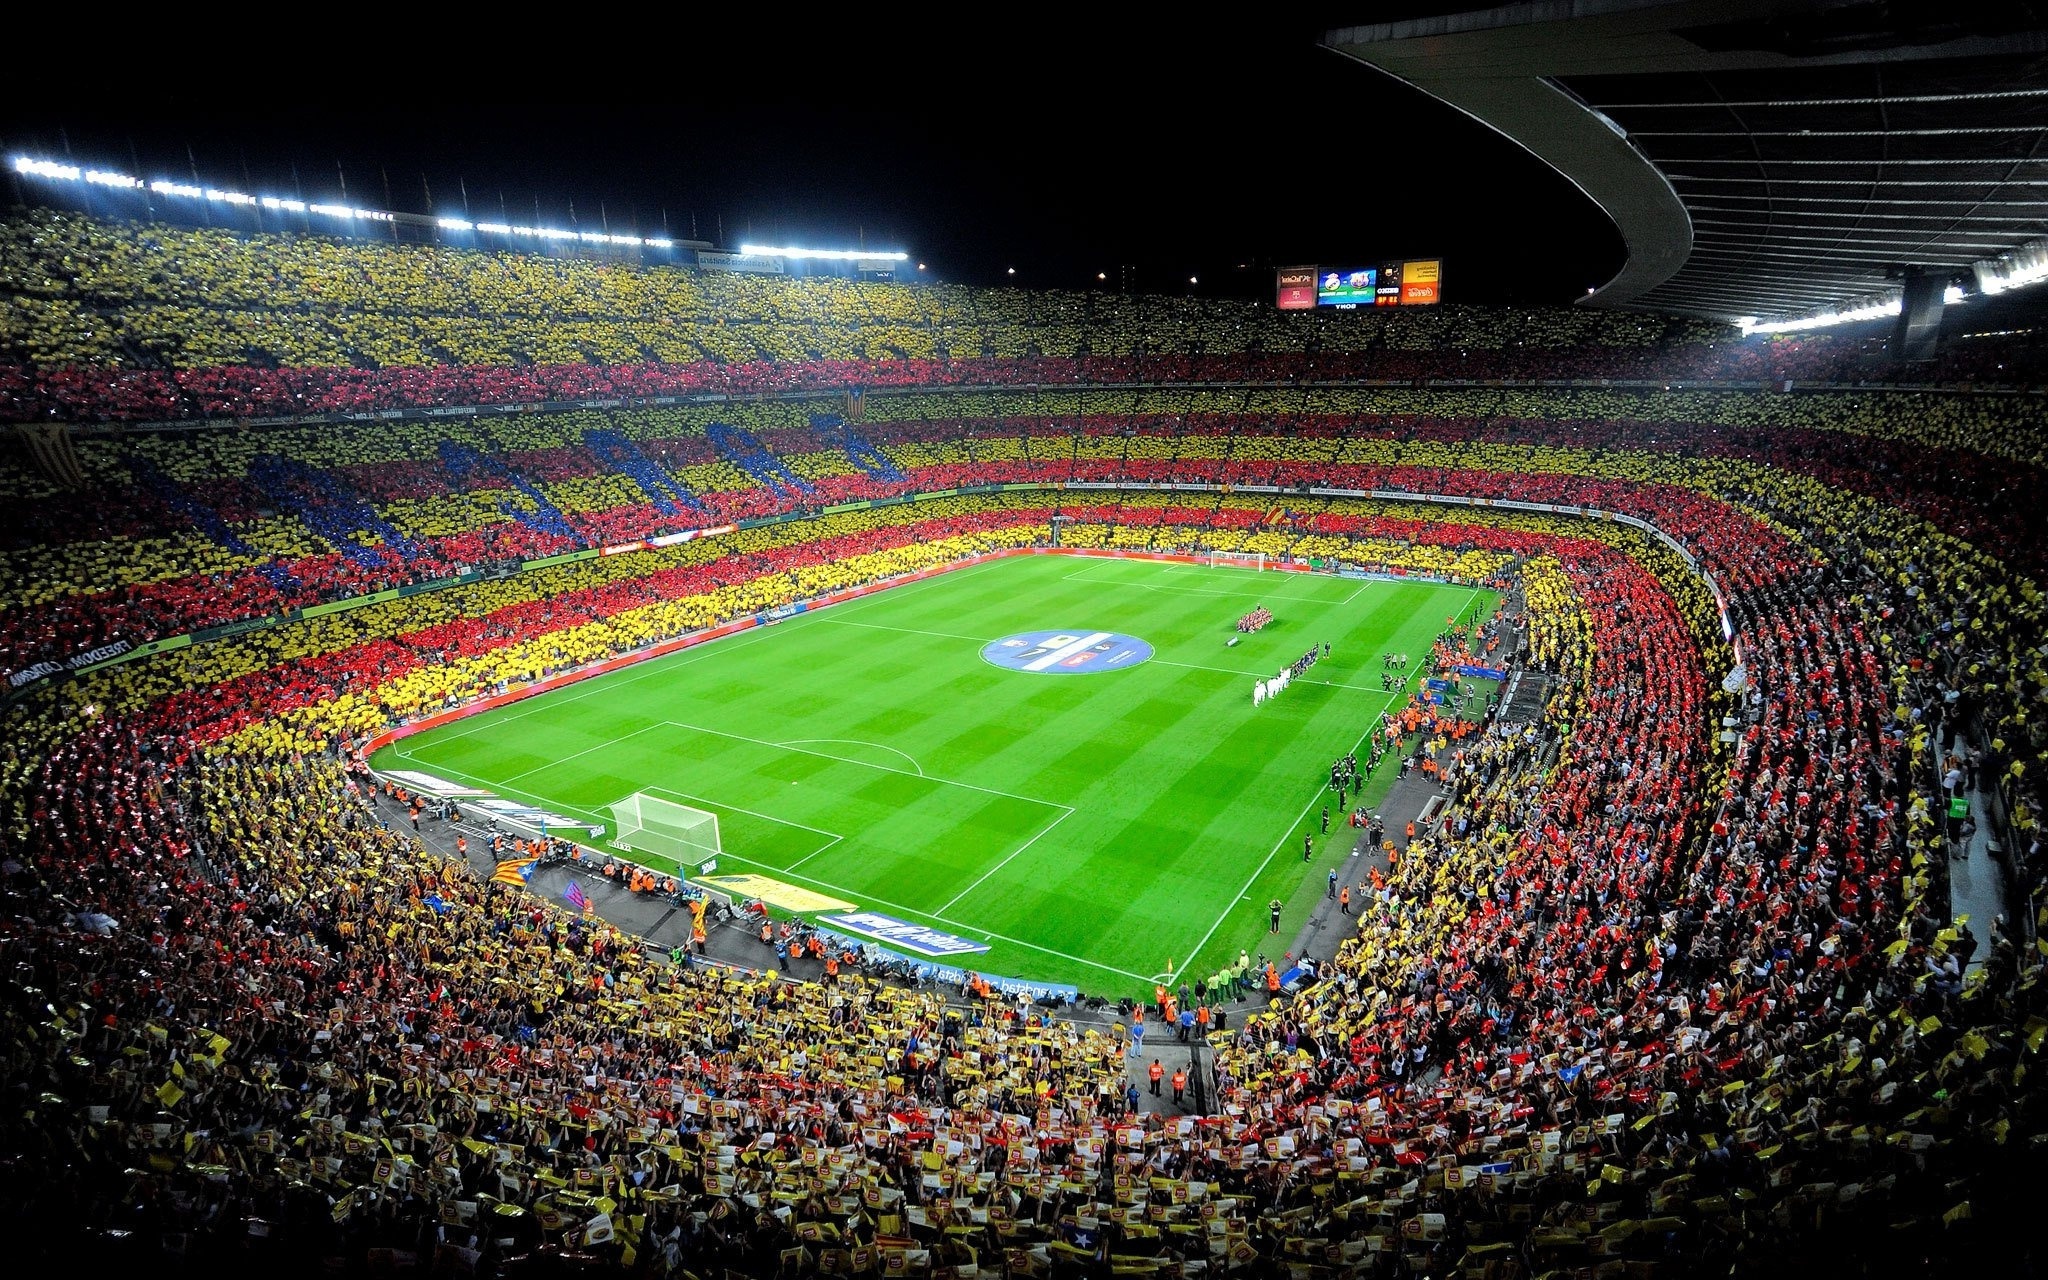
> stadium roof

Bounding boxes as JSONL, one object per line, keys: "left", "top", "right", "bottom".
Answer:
{"left": 1326, "top": 0, "right": 2048, "bottom": 324}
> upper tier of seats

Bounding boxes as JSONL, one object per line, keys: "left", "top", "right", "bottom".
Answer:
{"left": 6, "top": 210, "right": 2047, "bottom": 423}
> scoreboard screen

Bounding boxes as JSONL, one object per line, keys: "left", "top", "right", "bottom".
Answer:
{"left": 1318, "top": 266, "right": 1379, "bottom": 305}
{"left": 1278, "top": 259, "right": 1442, "bottom": 309}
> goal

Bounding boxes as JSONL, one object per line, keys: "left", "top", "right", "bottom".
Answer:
{"left": 1208, "top": 550, "right": 1266, "bottom": 571}
{"left": 609, "top": 793, "right": 722, "bottom": 865}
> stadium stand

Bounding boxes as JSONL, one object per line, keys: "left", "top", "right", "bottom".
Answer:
{"left": 0, "top": 209, "right": 2043, "bottom": 1275}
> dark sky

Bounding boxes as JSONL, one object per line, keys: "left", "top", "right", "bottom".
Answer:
{"left": 0, "top": 14, "right": 1624, "bottom": 305}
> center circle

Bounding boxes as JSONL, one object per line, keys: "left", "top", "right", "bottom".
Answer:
{"left": 980, "top": 629, "right": 1154, "bottom": 675}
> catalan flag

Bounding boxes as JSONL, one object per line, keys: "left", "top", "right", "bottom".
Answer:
{"left": 491, "top": 855, "right": 539, "bottom": 887}
{"left": 564, "top": 880, "right": 592, "bottom": 915}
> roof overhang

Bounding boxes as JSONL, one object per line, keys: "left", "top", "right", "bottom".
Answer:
{"left": 1326, "top": 1, "right": 2048, "bottom": 323}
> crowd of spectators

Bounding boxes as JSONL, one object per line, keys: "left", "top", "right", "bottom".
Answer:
{"left": 1, "top": 210, "right": 2046, "bottom": 1273}
{"left": 9, "top": 210, "right": 2048, "bottom": 423}
{"left": 4, "top": 477, "right": 2040, "bottom": 1273}
{"left": 8, "top": 385, "right": 2045, "bottom": 702}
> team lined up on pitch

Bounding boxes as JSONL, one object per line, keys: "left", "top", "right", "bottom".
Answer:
{"left": 1251, "top": 639, "right": 1330, "bottom": 706}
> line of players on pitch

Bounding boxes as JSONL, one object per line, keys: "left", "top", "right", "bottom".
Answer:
{"left": 1252, "top": 641, "right": 1330, "bottom": 706}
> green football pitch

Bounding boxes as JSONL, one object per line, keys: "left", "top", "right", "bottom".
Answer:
{"left": 373, "top": 554, "right": 1497, "bottom": 995}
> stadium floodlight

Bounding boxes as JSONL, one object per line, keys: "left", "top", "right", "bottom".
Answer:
{"left": 1975, "top": 241, "right": 2048, "bottom": 295}
{"left": 1738, "top": 295, "right": 1904, "bottom": 335}
{"left": 7, "top": 152, "right": 680, "bottom": 251}
{"left": 14, "top": 157, "right": 81, "bottom": 181}
{"left": 739, "top": 243, "right": 911, "bottom": 261}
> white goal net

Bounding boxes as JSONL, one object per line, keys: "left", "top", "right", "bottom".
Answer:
{"left": 1208, "top": 550, "right": 1266, "bottom": 571}
{"left": 609, "top": 793, "right": 722, "bottom": 864}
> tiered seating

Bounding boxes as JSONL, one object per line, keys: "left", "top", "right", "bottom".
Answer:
{"left": 12, "top": 209, "right": 2048, "bottom": 425}
{"left": 814, "top": 412, "right": 909, "bottom": 483}
{"left": 0, "top": 209, "right": 2044, "bottom": 1274}
{"left": 705, "top": 421, "right": 815, "bottom": 497}
{"left": 246, "top": 452, "right": 420, "bottom": 568}
{"left": 436, "top": 439, "right": 582, "bottom": 544}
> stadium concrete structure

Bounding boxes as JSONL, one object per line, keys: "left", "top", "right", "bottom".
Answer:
{"left": 4, "top": 14, "right": 2048, "bottom": 1279}
{"left": 1329, "top": 1, "right": 2048, "bottom": 327}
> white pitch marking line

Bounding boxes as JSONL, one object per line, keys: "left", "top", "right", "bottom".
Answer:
{"left": 1057, "top": 568, "right": 1339, "bottom": 603}
{"left": 393, "top": 557, "right": 1012, "bottom": 750}
{"left": 417, "top": 618, "right": 792, "bottom": 747}
{"left": 619, "top": 785, "right": 846, "bottom": 842}
{"left": 500, "top": 722, "right": 669, "bottom": 784}
{"left": 1454, "top": 584, "right": 1486, "bottom": 628}
{"left": 660, "top": 721, "right": 1070, "bottom": 813}
{"left": 778, "top": 737, "right": 928, "bottom": 777}
{"left": 814, "top": 617, "right": 991, "bottom": 645}
{"left": 1175, "top": 686, "right": 1409, "bottom": 976}
{"left": 935, "top": 807, "right": 1074, "bottom": 914}
{"left": 400, "top": 750, "right": 1140, "bottom": 977}
{"left": 782, "top": 835, "right": 845, "bottom": 872}
{"left": 1150, "top": 658, "right": 1388, "bottom": 692}
{"left": 394, "top": 748, "right": 613, "bottom": 828}
{"left": 711, "top": 851, "right": 1155, "bottom": 983}
{"left": 802, "top": 555, "right": 1009, "bottom": 623}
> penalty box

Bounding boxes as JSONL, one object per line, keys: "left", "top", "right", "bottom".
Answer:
{"left": 573, "top": 721, "right": 1070, "bottom": 917}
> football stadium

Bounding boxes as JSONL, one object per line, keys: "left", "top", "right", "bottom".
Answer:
{"left": 4, "top": 6, "right": 2048, "bottom": 1276}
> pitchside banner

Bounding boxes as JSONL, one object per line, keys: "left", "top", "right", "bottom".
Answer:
{"left": 817, "top": 911, "right": 991, "bottom": 957}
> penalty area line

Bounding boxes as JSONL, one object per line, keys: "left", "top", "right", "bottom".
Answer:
{"left": 659, "top": 721, "right": 1065, "bottom": 811}
{"left": 935, "top": 807, "right": 1075, "bottom": 915}
{"left": 711, "top": 850, "right": 1154, "bottom": 983}
{"left": 613, "top": 785, "right": 847, "bottom": 843}
{"left": 500, "top": 722, "right": 670, "bottom": 785}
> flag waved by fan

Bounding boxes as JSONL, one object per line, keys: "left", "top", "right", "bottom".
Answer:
{"left": 491, "top": 854, "right": 539, "bottom": 886}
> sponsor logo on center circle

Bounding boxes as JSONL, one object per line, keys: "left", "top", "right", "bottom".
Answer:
{"left": 980, "top": 629, "right": 1154, "bottom": 675}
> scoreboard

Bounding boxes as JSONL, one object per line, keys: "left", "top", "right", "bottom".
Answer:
{"left": 1276, "top": 259, "right": 1441, "bottom": 310}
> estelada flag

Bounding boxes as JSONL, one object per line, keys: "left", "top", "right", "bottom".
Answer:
{"left": 492, "top": 856, "right": 539, "bottom": 886}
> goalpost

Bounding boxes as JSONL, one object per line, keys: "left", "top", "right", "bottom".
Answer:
{"left": 1208, "top": 550, "right": 1266, "bottom": 571}
{"left": 609, "top": 793, "right": 722, "bottom": 866}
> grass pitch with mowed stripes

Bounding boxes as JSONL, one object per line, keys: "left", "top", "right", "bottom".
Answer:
{"left": 375, "top": 555, "right": 1497, "bottom": 995}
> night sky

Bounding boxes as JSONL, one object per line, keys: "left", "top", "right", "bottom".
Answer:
{"left": 0, "top": 14, "right": 1624, "bottom": 305}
